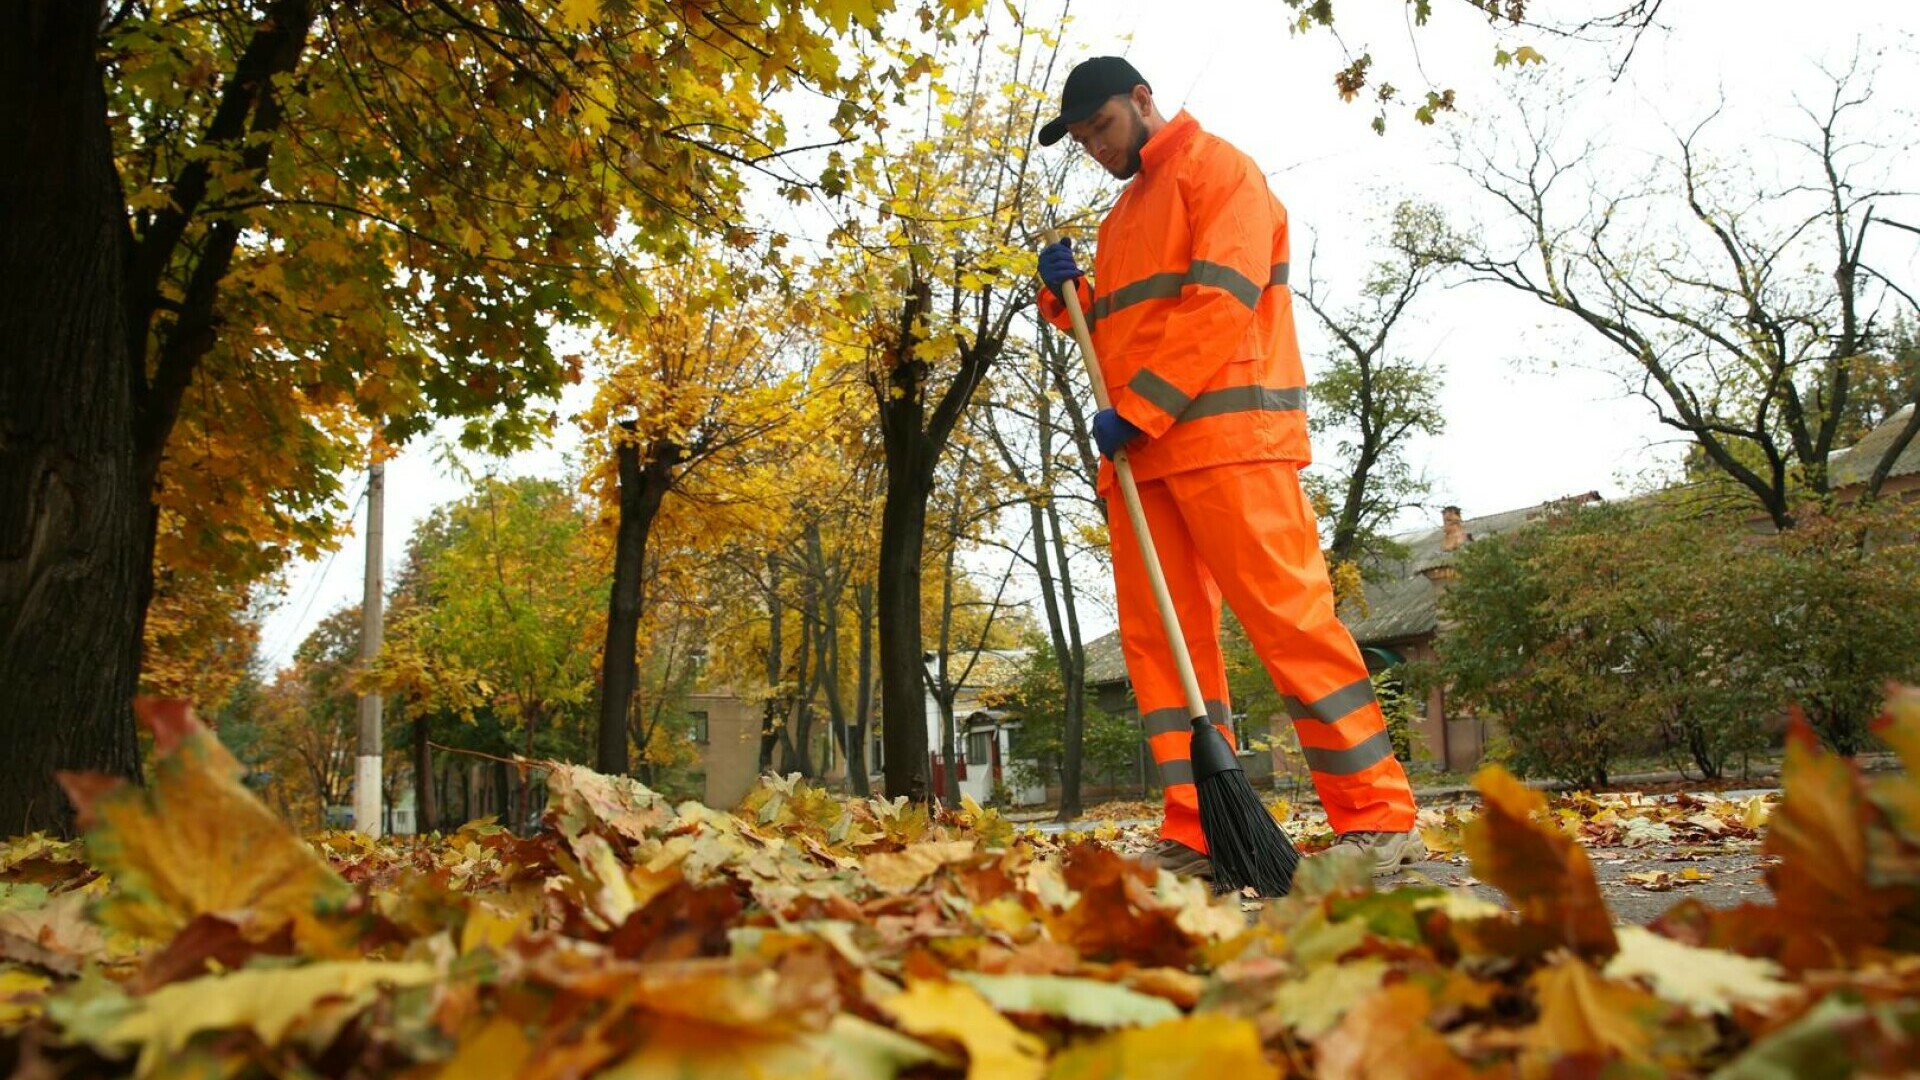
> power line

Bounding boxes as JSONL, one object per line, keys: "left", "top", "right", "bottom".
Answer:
{"left": 262, "top": 473, "right": 370, "bottom": 666}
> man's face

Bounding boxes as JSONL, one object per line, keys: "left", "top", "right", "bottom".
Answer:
{"left": 1067, "top": 92, "right": 1150, "bottom": 180}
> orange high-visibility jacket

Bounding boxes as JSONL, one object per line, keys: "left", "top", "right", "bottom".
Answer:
{"left": 1039, "top": 110, "right": 1309, "bottom": 486}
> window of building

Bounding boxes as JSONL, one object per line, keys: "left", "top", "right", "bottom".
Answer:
{"left": 688, "top": 710, "right": 709, "bottom": 745}
{"left": 967, "top": 729, "right": 993, "bottom": 766}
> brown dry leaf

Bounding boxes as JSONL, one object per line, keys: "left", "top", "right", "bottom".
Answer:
{"left": 1522, "top": 957, "right": 1658, "bottom": 1064}
{"left": 1045, "top": 1013, "right": 1277, "bottom": 1080}
{"left": 1761, "top": 714, "right": 1909, "bottom": 970}
{"left": 1042, "top": 845, "right": 1196, "bottom": 969}
{"left": 1312, "top": 982, "right": 1474, "bottom": 1080}
{"left": 54, "top": 699, "right": 355, "bottom": 949}
{"left": 1460, "top": 765, "right": 1617, "bottom": 960}
{"left": 862, "top": 840, "right": 979, "bottom": 894}
{"left": 877, "top": 977, "right": 1046, "bottom": 1080}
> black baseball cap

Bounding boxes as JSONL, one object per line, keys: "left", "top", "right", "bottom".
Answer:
{"left": 1037, "top": 57, "right": 1150, "bottom": 147}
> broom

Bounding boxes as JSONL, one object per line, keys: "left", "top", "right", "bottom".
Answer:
{"left": 1045, "top": 234, "right": 1299, "bottom": 898}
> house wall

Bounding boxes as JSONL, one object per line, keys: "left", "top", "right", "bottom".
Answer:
{"left": 689, "top": 691, "right": 768, "bottom": 811}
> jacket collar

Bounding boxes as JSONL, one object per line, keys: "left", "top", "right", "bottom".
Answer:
{"left": 1138, "top": 110, "right": 1200, "bottom": 176}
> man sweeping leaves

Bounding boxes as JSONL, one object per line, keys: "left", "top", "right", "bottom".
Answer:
{"left": 1034, "top": 57, "right": 1424, "bottom": 881}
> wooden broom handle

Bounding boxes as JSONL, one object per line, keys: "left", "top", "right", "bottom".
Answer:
{"left": 1044, "top": 234, "right": 1210, "bottom": 723}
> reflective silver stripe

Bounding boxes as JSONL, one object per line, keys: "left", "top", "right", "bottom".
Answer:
{"left": 1187, "top": 260, "right": 1262, "bottom": 308}
{"left": 1284, "top": 677, "right": 1378, "bottom": 724}
{"left": 1128, "top": 368, "right": 1191, "bottom": 415}
{"left": 1090, "top": 261, "right": 1267, "bottom": 324}
{"left": 1302, "top": 730, "right": 1396, "bottom": 776}
{"left": 1091, "top": 271, "right": 1185, "bottom": 322}
{"left": 1183, "top": 385, "right": 1306, "bottom": 420}
{"left": 1269, "top": 262, "right": 1289, "bottom": 287}
{"left": 1141, "top": 700, "right": 1231, "bottom": 737}
{"left": 1158, "top": 758, "right": 1195, "bottom": 788}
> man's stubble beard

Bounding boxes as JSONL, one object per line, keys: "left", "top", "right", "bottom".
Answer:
{"left": 1112, "top": 106, "right": 1150, "bottom": 180}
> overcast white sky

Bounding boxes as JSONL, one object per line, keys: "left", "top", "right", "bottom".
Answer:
{"left": 255, "top": 0, "right": 1920, "bottom": 669}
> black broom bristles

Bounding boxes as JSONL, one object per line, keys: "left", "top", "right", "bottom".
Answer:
{"left": 1191, "top": 717, "right": 1299, "bottom": 897}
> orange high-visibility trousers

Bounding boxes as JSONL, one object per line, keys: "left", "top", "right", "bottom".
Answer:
{"left": 1107, "top": 460, "right": 1418, "bottom": 851}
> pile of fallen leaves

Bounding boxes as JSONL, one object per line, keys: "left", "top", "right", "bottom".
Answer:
{"left": 4, "top": 691, "right": 1919, "bottom": 1078}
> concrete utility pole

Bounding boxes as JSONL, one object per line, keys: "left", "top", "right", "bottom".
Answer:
{"left": 354, "top": 458, "right": 386, "bottom": 836}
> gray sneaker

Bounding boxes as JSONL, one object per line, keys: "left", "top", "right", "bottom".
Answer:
{"left": 1333, "top": 830, "right": 1427, "bottom": 876}
{"left": 1142, "top": 838, "right": 1213, "bottom": 880}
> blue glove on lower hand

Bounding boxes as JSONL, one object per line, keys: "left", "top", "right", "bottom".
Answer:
{"left": 1038, "top": 238, "right": 1083, "bottom": 298}
{"left": 1092, "top": 408, "right": 1145, "bottom": 460}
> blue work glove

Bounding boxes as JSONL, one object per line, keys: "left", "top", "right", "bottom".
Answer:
{"left": 1038, "top": 237, "right": 1083, "bottom": 299}
{"left": 1092, "top": 408, "right": 1145, "bottom": 460}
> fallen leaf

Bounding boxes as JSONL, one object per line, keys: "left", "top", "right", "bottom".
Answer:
{"left": 954, "top": 971, "right": 1180, "bottom": 1028}
{"left": 1603, "top": 926, "right": 1796, "bottom": 1015}
{"left": 862, "top": 840, "right": 979, "bottom": 893}
{"left": 1711, "top": 993, "right": 1920, "bottom": 1080}
{"left": 1045, "top": 1013, "right": 1277, "bottom": 1080}
{"left": 877, "top": 977, "right": 1045, "bottom": 1080}
{"left": 1523, "top": 957, "right": 1658, "bottom": 1063}
{"left": 1460, "top": 766, "right": 1617, "bottom": 960}
{"left": 89, "top": 960, "right": 437, "bottom": 1075}
{"left": 1262, "top": 957, "right": 1389, "bottom": 1039}
{"left": 54, "top": 700, "right": 354, "bottom": 949}
{"left": 1762, "top": 711, "right": 1908, "bottom": 970}
{"left": 1312, "top": 982, "right": 1474, "bottom": 1080}
{"left": 1042, "top": 845, "right": 1197, "bottom": 968}
{"left": 0, "top": 964, "right": 52, "bottom": 1025}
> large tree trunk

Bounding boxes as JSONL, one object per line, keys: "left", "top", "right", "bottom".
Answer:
{"left": 872, "top": 276, "right": 1003, "bottom": 803}
{"left": 595, "top": 424, "right": 680, "bottom": 775}
{"left": 0, "top": 5, "right": 145, "bottom": 837}
{"left": 876, "top": 466, "right": 932, "bottom": 803}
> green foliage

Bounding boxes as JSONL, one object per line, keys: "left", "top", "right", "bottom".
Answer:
{"left": 1000, "top": 638, "right": 1141, "bottom": 798}
{"left": 1756, "top": 502, "right": 1920, "bottom": 754}
{"left": 1435, "top": 503, "right": 1663, "bottom": 788}
{"left": 1373, "top": 669, "right": 1423, "bottom": 764}
{"left": 1436, "top": 498, "right": 1920, "bottom": 783}
{"left": 385, "top": 475, "right": 605, "bottom": 764}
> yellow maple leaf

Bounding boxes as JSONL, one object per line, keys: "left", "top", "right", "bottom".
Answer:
{"left": 0, "top": 965, "right": 52, "bottom": 1026}
{"left": 1522, "top": 958, "right": 1658, "bottom": 1062}
{"left": 877, "top": 978, "right": 1045, "bottom": 1080}
{"left": 861, "top": 840, "right": 978, "bottom": 893}
{"left": 99, "top": 960, "right": 437, "bottom": 1075}
{"left": 56, "top": 699, "right": 355, "bottom": 950}
{"left": 1047, "top": 1013, "right": 1277, "bottom": 1080}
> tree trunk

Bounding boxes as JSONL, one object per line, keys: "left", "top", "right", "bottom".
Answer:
{"left": 412, "top": 713, "right": 436, "bottom": 834}
{"left": 847, "top": 582, "right": 875, "bottom": 797}
{"left": 596, "top": 424, "right": 681, "bottom": 776}
{"left": 872, "top": 275, "right": 1003, "bottom": 803}
{"left": 877, "top": 470, "right": 932, "bottom": 803}
{"left": 935, "top": 539, "right": 963, "bottom": 806}
{"left": 782, "top": 583, "right": 814, "bottom": 776}
{"left": 758, "top": 555, "right": 784, "bottom": 772}
{"left": 0, "top": 5, "right": 145, "bottom": 836}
